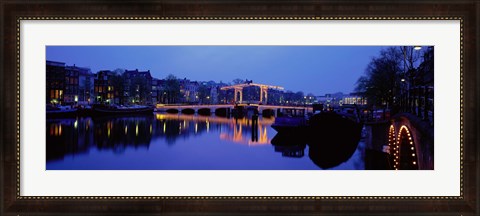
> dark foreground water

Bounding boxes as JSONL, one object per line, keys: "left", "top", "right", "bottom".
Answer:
{"left": 46, "top": 113, "right": 365, "bottom": 170}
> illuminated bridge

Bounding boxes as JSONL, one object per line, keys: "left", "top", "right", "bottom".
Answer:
{"left": 220, "top": 82, "right": 284, "bottom": 104}
{"left": 155, "top": 104, "right": 313, "bottom": 116}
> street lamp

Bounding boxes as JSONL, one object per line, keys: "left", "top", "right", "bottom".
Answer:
{"left": 401, "top": 46, "right": 423, "bottom": 114}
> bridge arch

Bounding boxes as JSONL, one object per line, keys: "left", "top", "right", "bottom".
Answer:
{"left": 388, "top": 124, "right": 396, "bottom": 158}
{"left": 181, "top": 108, "right": 195, "bottom": 115}
{"left": 214, "top": 107, "right": 231, "bottom": 117}
{"left": 393, "top": 125, "right": 419, "bottom": 170}
{"left": 198, "top": 108, "right": 211, "bottom": 116}
{"left": 390, "top": 113, "right": 434, "bottom": 170}
{"left": 166, "top": 108, "right": 179, "bottom": 114}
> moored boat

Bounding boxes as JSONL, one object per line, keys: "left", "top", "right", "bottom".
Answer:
{"left": 46, "top": 105, "right": 77, "bottom": 118}
{"left": 92, "top": 104, "right": 154, "bottom": 116}
{"left": 271, "top": 108, "right": 308, "bottom": 134}
{"left": 307, "top": 110, "right": 362, "bottom": 135}
{"left": 77, "top": 105, "right": 93, "bottom": 116}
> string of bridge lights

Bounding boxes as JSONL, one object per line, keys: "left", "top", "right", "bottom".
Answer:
{"left": 390, "top": 125, "right": 418, "bottom": 170}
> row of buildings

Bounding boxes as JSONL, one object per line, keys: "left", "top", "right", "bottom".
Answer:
{"left": 317, "top": 92, "right": 367, "bottom": 108}
{"left": 46, "top": 61, "right": 91, "bottom": 105}
{"left": 46, "top": 60, "right": 229, "bottom": 106}
{"left": 46, "top": 60, "right": 366, "bottom": 107}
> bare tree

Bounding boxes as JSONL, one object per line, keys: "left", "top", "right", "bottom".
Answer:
{"left": 165, "top": 74, "right": 180, "bottom": 104}
{"left": 232, "top": 78, "right": 244, "bottom": 85}
{"left": 355, "top": 47, "right": 403, "bottom": 109}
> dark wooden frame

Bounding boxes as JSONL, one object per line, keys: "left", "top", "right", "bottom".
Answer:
{"left": 1, "top": 0, "right": 478, "bottom": 215}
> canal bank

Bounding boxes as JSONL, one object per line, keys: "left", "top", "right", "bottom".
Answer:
{"left": 363, "top": 120, "right": 392, "bottom": 170}
{"left": 362, "top": 112, "right": 434, "bottom": 170}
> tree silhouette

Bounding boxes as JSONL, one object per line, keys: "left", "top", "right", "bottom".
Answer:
{"left": 355, "top": 47, "right": 403, "bottom": 109}
{"left": 232, "top": 78, "right": 244, "bottom": 85}
{"left": 165, "top": 74, "right": 180, "bottom": 104}
{"left": 197, "top": 84, "right": 210, "bottom": 104}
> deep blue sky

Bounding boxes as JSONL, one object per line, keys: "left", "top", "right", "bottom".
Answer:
{"left": 47, "top": 46, "right": 387, "bottom": 96}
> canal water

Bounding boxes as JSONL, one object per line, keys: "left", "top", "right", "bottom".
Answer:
{"left": 46, "top": 113, "right": 365, "bottom": 170}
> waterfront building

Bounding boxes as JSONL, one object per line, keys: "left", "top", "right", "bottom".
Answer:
{"left": 179, "top": 78, "right": 199, "bottom": 103}
{"left": 63, "top": 65, "right": 80, "bottom": 105}
{"left": 93, "top": 70, "right": 116, "bottom": 104}
{"left": 123, "top": 69, "right": 153, "bottom": 105}
{"left": 46, "top": 61, "right": 94, "bottom": 106}
{"left": 72, "top": 65, "right": 94, "bottom": 105}
{"left": 152, "top": 78, "right": 166, "bottom": 104}
{"left": 209, "top": 86, "right": 219, "bottom": 104}
{"left": 305, "top": 93, "right": 316, "bottom": 105}
{"left": 214, "top": 82, "right": 229, "bottom": 104}
{"left": 46, "top": 60, "right": 66, "bottom": 105}
{"left": 316, "top": 92, "right": 344, "bottom": 108}
{"left": 315, "top": 95, "right": 328, "bottom": 104}
{"left": 343, "top": 92, "right": 367, "bottom": 106}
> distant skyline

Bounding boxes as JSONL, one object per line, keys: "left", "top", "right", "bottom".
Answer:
{"left": 47, "top": 46, "right": 388, "bottom": 96}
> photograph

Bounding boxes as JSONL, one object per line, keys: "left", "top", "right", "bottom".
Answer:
{"left": 45, "top": 45, "right": 434, "bottom": 170}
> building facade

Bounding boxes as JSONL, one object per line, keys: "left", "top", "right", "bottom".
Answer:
{"left": 46, "top": 60, "right": 66, "bottom": 105}
{"left": 77, "top": 67, "right": 94, "bottom": 105}
{"left": 124, "top": 69, "right": 153, "bottom": 105}
{"left": 46, "top": 61, "right": 89, "bottom": 106}
{"left": 343, "top": 93, "right": 368, "bottom": 106}
{"left": 152, "top": 78, "right": 166, "bottom": 104}
{"left": 63, "top": 66, "right": 80, "bottom": 105}
{"left": 316, "top": 92, "right": 344, "bottom": 108}
{"left": 179, "top": 78, "right": 199, "bottom": 103}
{"left": 94, "top": 70, "right": 116, "bottom": 104}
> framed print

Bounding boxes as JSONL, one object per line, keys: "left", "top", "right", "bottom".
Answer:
{"left": 1, "top": 0, "right": 478, "bottom": 215}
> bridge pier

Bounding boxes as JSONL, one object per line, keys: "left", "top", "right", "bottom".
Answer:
{"left": 364, "top": 121, "right": 391, "bottom": 169}
{"left": 234, "top": 87, "right": 243, "bottom": 103}
{"left": 259, "top": 86, "right": 268, "bottom": 104}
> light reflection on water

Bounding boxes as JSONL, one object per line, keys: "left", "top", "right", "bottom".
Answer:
{"left": 46, "top": 113, "right": 364, "bottom": 170}
{"left": 154, "top": 113, "right": 274, "bottom": 145}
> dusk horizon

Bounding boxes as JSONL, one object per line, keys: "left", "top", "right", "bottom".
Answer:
{"left": 46, "top": 45, "right": 387, "bottom": 96}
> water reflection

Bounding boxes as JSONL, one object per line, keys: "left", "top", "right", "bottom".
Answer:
{"left": 270, "top": 112, "right": 363, "bottom": 169}
{"left": 271, "top": 132, "right": 307, "bottom": 158}
{"left": 47, "top": 118, "right": 91, "bottom": 161}
{"left": 154, "top": 114, "right": 274, "bottom": 145}
{"left": 47, "top": 114, "right": 275, "bottom": 163}
{"left": 47, "top": 117, "right": 154, "bottom": 161}
{"left": 46, "top": 113, "right": 364, "bottom": 170}
{"left": 93, "top": 116, "right": 153, "bottom": 151}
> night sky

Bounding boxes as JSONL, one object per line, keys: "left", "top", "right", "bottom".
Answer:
{"left": 47, "top": 46, "right": 387, "bottom": 96}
